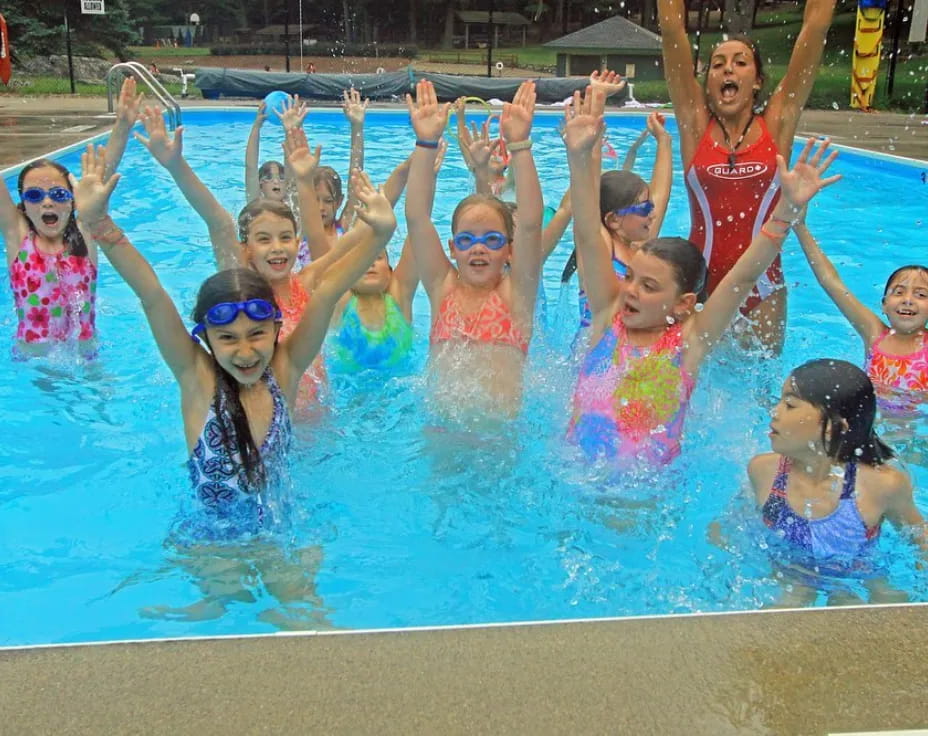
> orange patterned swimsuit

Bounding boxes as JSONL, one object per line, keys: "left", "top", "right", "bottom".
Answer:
{"left": 277, "top": 275, "right": 326, "bottom": 401}
{"left": 864, "top": 330, "right": 928, "bottom": 415}
{"left": 429, "top": 289, "right": 528, "bottom": 354}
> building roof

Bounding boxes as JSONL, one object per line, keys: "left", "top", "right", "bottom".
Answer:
{"left": 456, "top": 11, "right": 532, "bottom": 26}
{"left": 543, "top": 14, "right": 661, "bottom": 50}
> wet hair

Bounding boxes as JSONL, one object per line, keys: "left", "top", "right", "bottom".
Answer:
{"left": 638, "top": 237, "right": 708, "bottom": 302}
{"left": 706, "top": 35, "right": 767, "bottom": 105}
{"left": 450, "top": 193, "right": 515, "bottom": 241}
{"left": 237, "top": 198, "right": 298, "bottom": 242}
{"left": 258, "top": 160, "right": 285, "bottom": 181}
{"left": 882, "top": 265, "right": 928, "bottom": 297}
{"left": 600, "top": 170, "right": 648, "bottom": 223}
{"left": 17, "top": 158, "right": 88, "bottom": 258}
{"left": 789, "top": 359, "right": 894, "bottom": 465}
{"left": 192, "top": 268, "right": 281, "bottom": 489}
{"left": 313, "top": 166, "right": 343, "bottom": 203}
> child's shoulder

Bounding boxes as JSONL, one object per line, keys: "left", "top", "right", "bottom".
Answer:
{"left": 857, "top": 461, "right": 913, "bottom": 501}
{"left": 747, "top": 452, "right": 780, "bottom": 494}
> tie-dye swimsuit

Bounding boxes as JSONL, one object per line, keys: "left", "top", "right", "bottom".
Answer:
{"left": 864, "top": 330, "right": 928, "bottom": 416}
{"left": 430, "top": 289, "right": 528, "bottom": 354}
{"left": 329, "top": 293, "right": 414, "bottom": 373}
{"left": 569, "top": 316, "right": 694, "bottom": 465}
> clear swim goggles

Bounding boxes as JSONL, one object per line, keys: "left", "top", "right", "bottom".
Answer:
{"left": 22, "top": 186, "right": 73, "bottom": 204}
{"left": 452, "top": 231, "right": 509, "bottom": 251}
{"left": 191, "top": 299, "right": 282, "bottom": 339}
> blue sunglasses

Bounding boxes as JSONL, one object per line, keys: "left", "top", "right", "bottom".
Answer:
{"left": 21, "top": 186, "right": 73, "bottom": 204}
{"left": 614, "top": 200, "right": 655, "bottom": 218}
{"left": 452, "top": 231, "right": 509, "bottom": 251}
{"left": 191, "top": 299, "right": 282, "bottom": 339}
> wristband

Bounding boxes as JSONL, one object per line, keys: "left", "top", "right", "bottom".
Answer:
{"left": 770, "top": 215, "right": 800, "bottom": 228}
{"left": 415, "top": 139, "right": 440, "bottom": 149}
{"left": 506, "top": 138, "right": 533, "bottom": 152}
{"left": 90, "top": 218, "right": 125, "bottom": 244}
{"left": 760, "top": 223, "right": 789, "bottom": 241}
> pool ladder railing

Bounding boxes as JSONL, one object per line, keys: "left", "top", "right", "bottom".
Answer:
{"left": 106, "top": 61, "right": 182, "bottom": 130}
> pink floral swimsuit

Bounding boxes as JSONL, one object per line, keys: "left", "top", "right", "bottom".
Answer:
{"left": 864, "top": 329, "right": 928, "bottom": 416}
{"left": 9, "top": 233, "right": 97, "bottom": 344}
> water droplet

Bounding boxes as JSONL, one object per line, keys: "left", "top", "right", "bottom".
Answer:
{"left": 665, "top": 315, "right": 675, "bottom": 324}
{"left": 694, "top": 303, "right": 704, "bottom": 312}
{"left": 715, "top": 220, "right": 722, "bottom": 227}
{"left": 831, "top": 101, "right": 839, "bottom": 110}
{"left": 854, "top": 447, "right": 863, "bottom": 457}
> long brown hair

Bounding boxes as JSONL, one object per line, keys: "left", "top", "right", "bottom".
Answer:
{"left": 16, "top": 158, "right": 88, "bottom": 258}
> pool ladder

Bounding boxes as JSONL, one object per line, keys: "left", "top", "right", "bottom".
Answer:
{"left": 106, "top": 61, "right": 182, "bottom": 130}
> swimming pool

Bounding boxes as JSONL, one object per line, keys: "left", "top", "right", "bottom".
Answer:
{"left": 1, "top": 108, "right": 926, "bottom": 646}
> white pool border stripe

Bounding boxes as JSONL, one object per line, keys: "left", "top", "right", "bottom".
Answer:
{"left": 3, "top": 106, "right": 925, "bottom": 177}
{"left": 2, "top": 600, "right": 925, "bottom": 654}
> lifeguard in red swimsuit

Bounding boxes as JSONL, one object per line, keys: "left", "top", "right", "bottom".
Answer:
{"left": 657, "top": 0, "right": 836, "bottom": 352}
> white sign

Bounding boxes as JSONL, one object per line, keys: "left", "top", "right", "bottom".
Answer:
{"left": 910, "top": 0, "right": 928, "bottom": 43}
{"left": 81, "top": 0, "right": 106, "bottom": 14}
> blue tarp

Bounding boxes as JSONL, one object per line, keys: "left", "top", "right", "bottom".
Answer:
{"left": 194, "top": 67, "right": 626, "bottom": 104}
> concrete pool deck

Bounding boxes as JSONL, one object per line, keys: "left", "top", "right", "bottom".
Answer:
{"left": 3, "top": 605, "right": 928, "bottom": 734}
{"left": 1, "top": 95, "right": 927, "bottom": 168}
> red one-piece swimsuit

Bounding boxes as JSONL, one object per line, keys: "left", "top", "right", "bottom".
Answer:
{"left": 685, "top": 117, "right": 783, "bottom": 316}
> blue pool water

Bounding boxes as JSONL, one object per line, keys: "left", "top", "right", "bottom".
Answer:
{"left": 1, "top": 109, "right": 926, "bottom": 645}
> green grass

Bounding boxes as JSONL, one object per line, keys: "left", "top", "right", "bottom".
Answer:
{"left": 126, "top": 46, "right": 211, "bottom": 58}
{"left": 0, "top": 75, "right": 197, "bottom": 97}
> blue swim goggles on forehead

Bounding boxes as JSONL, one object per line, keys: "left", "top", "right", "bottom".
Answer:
{"left": 21, "top": 186, "right": 73, "bottom": 204}
{"left": 191, "top": 299, "right": 282, "bottom": 339}
{"left": 614, "top": 199, "right": 655, "bottom": 218}
{"left": 452, "top": 231, "right": 509, "bottom": 251}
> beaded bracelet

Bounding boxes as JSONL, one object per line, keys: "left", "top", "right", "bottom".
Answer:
{"left": 415, "top": 139, "right": 440, "bottom": 149}
{"left": 507, "top": 139, "right": 533, "bottom": 152}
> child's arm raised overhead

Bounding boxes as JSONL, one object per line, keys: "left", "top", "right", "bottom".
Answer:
{"left": 244, "top": 102, "right": 268, "bottom": 202}
{"left": 794, "top": 217, "right": 885, "bottom": 346}
{"left": 683, "top": 138, "right": 842, "bottom": 372}
{"left": 340, "top": 87, "right": 368, "bottom": 227}
{"left": 275, "top": 171, "right": 397, "bottom": 399}
{"left": 104, "top": 77, "right": 145, "bottom": 179}
{"left": 405, "top": 80, "right": 454, "bottom": 304}
{"left": 135, "top": 106, "right": 241, "bottom": 271}
{"left": 541, "top": 189, "right": 572, "bottom": 262}
{"left": 645, "top": 112, "right": 673, "bottom": 238}
{"left": 502, "top": 80, "right": 544, "bottom": 314}
{"left": 564, "top": 88, "right": 619, "bottom": 335}
{"left": 73, "top": 145, "right": 201, "bottom": 384}
{"left": 0, "top": 171, "right": 27, "bottom": 264}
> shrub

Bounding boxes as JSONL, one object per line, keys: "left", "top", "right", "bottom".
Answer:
{"left": 210, "top": 42, "right": 418, "bottom": 58}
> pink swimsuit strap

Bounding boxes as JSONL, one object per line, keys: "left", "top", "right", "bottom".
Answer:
{"left": 430, "top": 289, "right": 528, "bottom": 354}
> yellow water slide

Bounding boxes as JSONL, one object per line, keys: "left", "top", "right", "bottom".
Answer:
{"left": 851, "top": 0, "right": 889, "bottom": 110}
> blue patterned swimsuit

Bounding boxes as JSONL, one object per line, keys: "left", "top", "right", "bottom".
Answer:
{"left": 762, "top": 457, "right": 880, "bottom": 575}
{"left": 185, "top": 370, "right": 293, "bottom": 540}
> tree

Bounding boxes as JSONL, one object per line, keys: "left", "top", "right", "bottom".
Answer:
{"left": 6, "top": 0, "right": 138, "bottom": 60}
{"left": 722, "top": 0, "right": 757, "bottom": 34}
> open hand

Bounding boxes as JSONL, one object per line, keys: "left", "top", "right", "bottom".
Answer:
{"left": 135, "top": 106, "right": 184, "bottom": 170}
{"left": 406, "top": 79, "right": 449, "bottom": 143}
{"left": 777, "top": 137, "right": 841, "bottom": 210}
{"left": 646, "top": 111, "right": 669, "bottom": 142}
{"left": 115, "top": 77, "right": 144, "bottom": 125}
{"left": 274, "top": 94, "right": 309, "bottom": 131}
{"left": 72, "top": 145, "right": 120, "bottom": 226}
{"left": 500, "top": 80, "right": 535, "bottom": 143}
{"left": 281, "top": 126, "right": 321, "bottom": 181}
{"left": 589, "top": 69, "right": 627, "bottom": 98}
{"left": 342, "top": 87, "right": 369, "bottom": 126}
{"left": 352, "top": 170, "right": 396, "bottom": 237}
{"left": 562, "top": 87, "right": 605, "bottom": 154}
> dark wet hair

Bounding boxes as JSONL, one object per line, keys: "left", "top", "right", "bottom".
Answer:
{"left": 258, "top": 160, "right": 285, "bottom": 181}
{"left": 192, "top": 269, "right": 281, "bottom": 489}
{"left": 600, "top": 170, "right": 648, "bottom": 223}
{"left": 313, "top": 166, "right": 343, "bottom": 202}
{"left": 882, "top": 265, "right": 928, "bottom": 297}
{"left": 789, "top": 359, "right": 894, "bottom": 466}
{"left": 237, "top": 198, "right": 298, "bottom": 242}
{"left": 706, "top": 35, "right": 766, "bottom": 104}
{"left": 451, "top": 193, "right": 516, "bottom": 241}
{"left": 638, "top": 237, "right": 708, "bottom": 302}
{"left": 17, "top": 158, "right": 88, "bottom": 258}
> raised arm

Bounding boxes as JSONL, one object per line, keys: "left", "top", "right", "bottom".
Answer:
{"left": 589, "top": 70, "right": 626, "bottom": 176}
{"left": 564, "top": 89, "right": 621, "bottom": 329}
{"left": 502, "top": 81, "right": 543, "bottom": 317}
{"left": 104, "top": 77, "right": 144, "bottom": 179}
{"left": 244, "top": 102, "right": 267, "bottom": 202}
{"left": 74, "top": 145, "right": 200, "bottom": 382}
{"left": 765, "top": 0, "right": 837, "bottom": 151}
{"left": 657, "top": 0, "right": 709, "bottom": 161}
{"left": 464, "top": 119, "right": 504, "bottom": 196}
{"left": 136, "top": 106, "right": 240, "bottom": 271}
{"left": 541, "top": 189, "right": 572, "bottom": 262}
{"left": 340, "top": 88, "right": 368, "bottom": 228}
{"left": 452, "top": 97, "right": 476, "bottom": 172}
{"left": 621, "top": 128, "right": 651, "bottom": 172}
{"left": 794, "top": 218, "right": 885, "bottom": 346}
{"left": 645, "top": 112, "right": 673, "bottom": 238}
{"left": 277, "top": 171, "right": 397, "bottom": 396}
{"left": 405, "top": 80, "right": 454, "bottom": 302}
{"left": 684, "top": 138, "right": 842, "bottom": 370}
{"left": 0, "top": 174, "right": 27, "bottom": 264}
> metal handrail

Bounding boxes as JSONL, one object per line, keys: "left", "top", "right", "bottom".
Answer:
{"left": 106, "top": 61, "right": 182, "bottom": 129}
